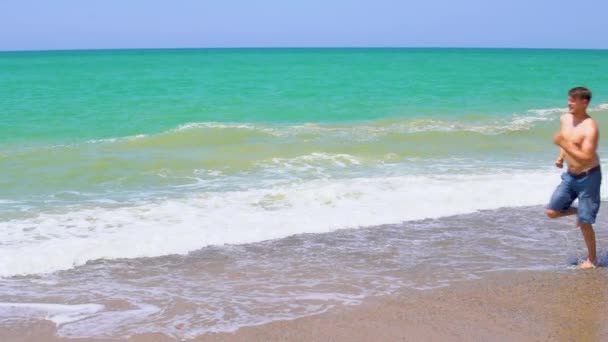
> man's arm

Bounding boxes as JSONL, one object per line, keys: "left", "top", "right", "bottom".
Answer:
{"left": 555, "top": 148, "right": 565, "bottom": 168}
{"left": 554, "top": 122, "right": 598, "bottom": 164}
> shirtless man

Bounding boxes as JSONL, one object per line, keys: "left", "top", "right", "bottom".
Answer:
{"left": 546, "top": 87, "right": 601, "bottom": 269}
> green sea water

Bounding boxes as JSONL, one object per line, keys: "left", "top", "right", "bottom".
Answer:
{"left": 2, "top": 48, "right": 608, "bottom": 143}
{"left": 1, "top": 48, "right": 608, "bottom": 207}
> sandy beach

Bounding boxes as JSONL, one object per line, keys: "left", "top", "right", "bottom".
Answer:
{"left": 2, "top": 269, "right": 606, "bottom": 342}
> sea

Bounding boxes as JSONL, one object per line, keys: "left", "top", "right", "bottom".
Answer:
{"left": 1, "top": 48, "right": 608, "bottom": 339}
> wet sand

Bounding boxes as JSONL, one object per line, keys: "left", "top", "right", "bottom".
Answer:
{"left": 2, "top": 269, "right": 607, "bottom": 342}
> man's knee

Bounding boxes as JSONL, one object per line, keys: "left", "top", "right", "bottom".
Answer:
{"left": 545, "top": 209, "right": 560, "bottom": 219}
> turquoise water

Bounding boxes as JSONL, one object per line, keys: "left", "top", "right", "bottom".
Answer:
{"left": 3, "top": 48, "right": 608, "bottom": 144}
{"left": 2, "top": 48, "right": 608, "bottom": 200}
{"left": 1, "top": 48, "right": 608, "bottom": 276}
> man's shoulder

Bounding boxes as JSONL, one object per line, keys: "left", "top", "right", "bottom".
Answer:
{"left": 581, "top": 115, "right": 599, "bottom": 135}
{"left": 585, "top": 116, "right": 599, "bottom": 130}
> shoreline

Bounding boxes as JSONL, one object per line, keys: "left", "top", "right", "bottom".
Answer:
{"left": 198, "top": 269, "right": 608, "bottom": 342}
{"left": 2, "top": 269, "right": 607, "bottom": 341}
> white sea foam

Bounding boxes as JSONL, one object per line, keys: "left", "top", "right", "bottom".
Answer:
{"left": 528, "top": 103, "right": 608, "bottom": 116}
{"left": 0, "top": 302, "right": 104, "bottom": 326}
{"left": 2, "top": 167, "right": 601, "bottom": 278}
{"left": 56, "top": 303, "right": 160, "bottom": 338}
{"left": 148, "top": 103, "right": 581, "bottom": 141}
{"left": 404, "top": 110, "right": 556, "bottom": 135}
{"left": 266, "top": 153, "right": 361, "bottom": 174}
{"left": 8, "top": 103, "right": 607, "bottom": 155}
{"left": 527, "top": 106, "right": 565, "bottom": 115}
{"left": 0, "top": 301, "right": 162, "bottom": 338}
{"left": 173, "top": 122, "right": 282, "bottom": 136}
{"left": 86, "top": 134, "right": 147, "bottom": 144}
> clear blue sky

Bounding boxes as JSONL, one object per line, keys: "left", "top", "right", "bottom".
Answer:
{"left": 1, "top": 0, "right": 607, "bottom": 51}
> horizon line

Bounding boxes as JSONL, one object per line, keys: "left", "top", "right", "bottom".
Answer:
{"left": 1, "top": 46, "right": 608, "bottom": 53}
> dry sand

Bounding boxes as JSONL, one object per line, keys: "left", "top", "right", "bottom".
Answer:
{"left": 2, "top": 270, "right": 607, "bottom": 342}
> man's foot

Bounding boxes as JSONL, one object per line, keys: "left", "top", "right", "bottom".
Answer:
{"left": 578, "top": 259, "right": 597, "bottom": 269}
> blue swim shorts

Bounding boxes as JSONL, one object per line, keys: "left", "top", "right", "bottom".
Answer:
{"left": 547, "top": 165, "right": 602, "bottom": 224}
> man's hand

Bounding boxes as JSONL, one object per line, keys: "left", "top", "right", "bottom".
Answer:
{"left": 554, "top": 157, "right": 564, "bottom": 168}
{"left": 553, "top": 132, "right": 564, "bottom": 147}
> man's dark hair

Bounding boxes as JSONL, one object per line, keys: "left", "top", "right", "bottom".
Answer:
{"left": 568, "top": 86, "right": 592, "bottom": 102}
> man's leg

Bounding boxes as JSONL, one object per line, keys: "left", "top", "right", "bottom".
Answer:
{"left": 578, "top": 222, "right": 597, "bottom": 269}
{"left": 576, "top": 169, "right": 601, "bottom": 269}
{"left": 545, "top": 207, "right": 577, "bottom": 219}
{"left": 546, "top": 175, "right": 575, "bottom": 219}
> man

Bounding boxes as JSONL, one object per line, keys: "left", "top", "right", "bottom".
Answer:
{"left": 546, "top": 86, "right": 601, "bottom": 269}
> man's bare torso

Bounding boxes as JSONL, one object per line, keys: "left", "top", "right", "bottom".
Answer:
{"left": 561, "top": 113, "right": 599, "bottom": 174}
